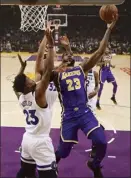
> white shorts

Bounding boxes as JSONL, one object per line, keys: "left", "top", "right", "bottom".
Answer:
{"left": 21, "top": 133, "right": 56, "bottom": 171}
{"left": 88, "top": 97, "right": 97, "bottom": 112}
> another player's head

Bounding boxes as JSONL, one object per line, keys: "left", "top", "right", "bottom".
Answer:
{"left": 105, "top": 48, "right": 110, "bottom": 55}
{"left": 13, "top": 74, "right": 36, "bottom": 94}
{"left": 62, "top": 52, "right": 75, "bottom": 67}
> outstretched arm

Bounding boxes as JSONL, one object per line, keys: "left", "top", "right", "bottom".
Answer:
{"left": 35, "top": 21, "right": 53, "bottom": 82}
{"left": 35, "top": 34, "right": 47, "bottom": 82}
{"left": 17, "top": 54, "right": 27, "bottom": 75}
{"left": 13, "top": 54, "right": 27, "bottom": 99}
{"left": 81, "top": 17, "right": 118, "bottom": 73}
{"left": 35, "top": 29, "right": 55, "bottom": 108}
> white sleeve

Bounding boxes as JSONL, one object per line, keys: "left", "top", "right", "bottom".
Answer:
{"left": 46, "top": 86, "right": 58, "bottom": 109}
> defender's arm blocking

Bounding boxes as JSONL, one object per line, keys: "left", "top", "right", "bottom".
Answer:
{"left": 35, "top": 29, "right": 55, "bottom": 108}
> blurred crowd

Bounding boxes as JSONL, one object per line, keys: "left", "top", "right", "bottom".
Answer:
{"left": 0, "top": 3, "right": 131, "bottom": 54}
{"left": 1, "top": 26, "right": 130, "bottom": 55}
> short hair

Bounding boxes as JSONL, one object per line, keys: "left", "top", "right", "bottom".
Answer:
{"left": 13, "top": 74, "right": 26, "bottom": 93}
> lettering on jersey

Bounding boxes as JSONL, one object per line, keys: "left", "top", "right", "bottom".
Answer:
{"left": 21, "top": 101, "right": 32, "bottom": 107}
{"left": 87, "top": 75, "right": 93, "bottom": 81}
{"left": 61, "top": 70, "right": 81, "bottom": 80}
{"left": 86, "top": 79, "right": 89, "bottom": 87}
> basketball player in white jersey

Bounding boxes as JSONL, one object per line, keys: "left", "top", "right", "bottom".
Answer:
{"left": 13, "top": 29, "right": 57, "bottom": 178}
{"left": 84, "top": 57, "right": 99, "bottom": 112}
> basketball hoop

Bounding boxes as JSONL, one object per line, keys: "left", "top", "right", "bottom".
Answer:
{"left": 19, "top": 5, "right": 48, "bottom": 32}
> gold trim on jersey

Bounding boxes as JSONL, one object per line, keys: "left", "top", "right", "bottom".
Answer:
{"left": 58, "top": 72, "right": 65, "bottom": 119}
{"left": 79, "top": 65, "right": 86, "bottom": 78}
{"left": 99, "top": 69, "right": 104, "bottom": 84}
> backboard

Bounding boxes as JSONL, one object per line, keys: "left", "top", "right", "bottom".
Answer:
{"left": 1, "top": 0, "right": 125, "bottom": 5}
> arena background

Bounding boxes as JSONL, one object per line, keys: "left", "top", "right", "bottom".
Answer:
{"left": 0, "top": 0, "right": 131, "bottom": 178}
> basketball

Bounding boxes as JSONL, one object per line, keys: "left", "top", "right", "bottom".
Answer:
{"left": 99, "top": 5, "right": 118, "bottom": 23}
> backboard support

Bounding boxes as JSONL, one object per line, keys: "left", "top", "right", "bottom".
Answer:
{"left": 1, "top": 0, "right": 125, "bottom": 5}
{"left": 47, "top": 14, "right": 68, "bottom": 27}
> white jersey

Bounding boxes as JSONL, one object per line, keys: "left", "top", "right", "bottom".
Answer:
{"left": 86, "top": 69, "right": 97, "bottom": 111}
{"left": 19, "top": 92, "right": 52, "bottom": 136}
{"left": 46, "top": 82, "right": 58, "bottom": 109}
{"left": 19, "top": 82, "right": 57, "bottom": 169}
{"left": 19, "top": 82, "right": 57, "bottom": 136}
{"left": 86, "top": 69, "right": 95, "bottom": 95}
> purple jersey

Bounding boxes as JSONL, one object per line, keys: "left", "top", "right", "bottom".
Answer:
{"left": 53, "top": 66, "right": 88, "bottom": 116}
{"left": 52, "top": 67, "right": 100, "bottom": 144}
{"left": 101, "top": 54, "right": 112, "bottom": 70}
{"left": 99, "top": 54, "right": 115, "bottom": 83}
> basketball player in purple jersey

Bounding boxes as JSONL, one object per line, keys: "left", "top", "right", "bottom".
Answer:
{"left": 51, "top": 18, "right": 117, "bottom": 178}
{"left": 96, "top": 48, "right": 118, "bottom": 110}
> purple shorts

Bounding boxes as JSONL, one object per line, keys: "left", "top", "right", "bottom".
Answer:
{"left": 61, "top": 109, "right": 100, "bottom": 143}
{"left": 99, "top": 69, "right": 115, "bottom": 83}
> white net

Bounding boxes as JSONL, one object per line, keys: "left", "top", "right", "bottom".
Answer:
{"left": 19, "top": 5, "right": 48, "bottom": 32}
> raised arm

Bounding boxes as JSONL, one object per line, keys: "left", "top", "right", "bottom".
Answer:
{"left": 35, "top": 29, "right": 55, "bottom": 108}
{"left": 17, "top": 54, "right": 27, "bottom": 75}
{"left": 35, "top": 34, "right": 47, "bottom": 82}
{"left": 13, "top": 54, "right": 27, "bottom": 99}
{"left": 81, "top": 16, "right": 118, "bottom": 73}
{"left": 35, "top": 21, "right": 54, "bottom": 82}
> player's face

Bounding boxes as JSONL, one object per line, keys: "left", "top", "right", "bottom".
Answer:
{"left": 62, "top": 54, "right": 74, "bottom": 64}
{"left": 25, "top": 77, "right": 36, "bottom": 90}
{"left": 105, "top": 48, "right": 110, "bottom": 55}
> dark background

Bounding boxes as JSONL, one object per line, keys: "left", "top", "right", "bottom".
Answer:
{"left": 0, "top": 0, "right": 131, "bottom": 54}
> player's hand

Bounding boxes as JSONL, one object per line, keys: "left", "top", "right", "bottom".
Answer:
{"left": 45, "top": 21, "right": 54, "bottom": 33}
{"left": 59, "top": 36, "right": 70, "bottom": 47}
{"left": 88, "top": 91, "right": 97, "bottom": 99}
{"left": 107, "top": 14, "right": 118, "bottom": 30}
{"left": 17, "top": 54, "right": 27, "bottom": 68}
